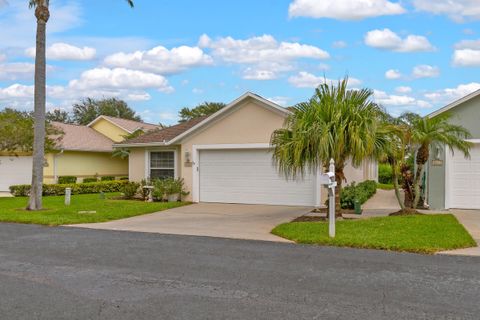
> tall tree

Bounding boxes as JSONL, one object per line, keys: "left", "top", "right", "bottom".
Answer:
{"left": 72, "top": 97, "right": 142, "bottom": 125}
{"left": 46, "top": 109, "right": 72, "bottom": 123}
{"left": 179, "top": 102, "right": 225, "bottom": 122}
{"left": 271, "top": 78, "right": 384, "bottom": 217}
{"left": 405, "top": 113, "right": 472, "bottom": 209}
{"left": 27, "top": 0, "right": 134, "bottom": 210}
{"left": 0, "top": 108, "right": 62, "bottom": 154}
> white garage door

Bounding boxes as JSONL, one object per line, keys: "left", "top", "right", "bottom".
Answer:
{"left": 448, "top": 144, "right": 480, "bottom": 209}
{"left": 199, "top": 149, "right": 316, "bottom": 206}
{"left": 0, "top": 156, "right": 32, "bottom": 191}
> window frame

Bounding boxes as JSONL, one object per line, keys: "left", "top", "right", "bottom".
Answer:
{"left": 145, "top": 149, "right": 177, "bottom": 180}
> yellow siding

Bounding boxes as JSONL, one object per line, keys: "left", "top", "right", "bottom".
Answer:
{"left": 44, "top": 151, "right": 128, "bottom": 183}
{"left": 90, "top": 118, "right": 129, "bottom": 142}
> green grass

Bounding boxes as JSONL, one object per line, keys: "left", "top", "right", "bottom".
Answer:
{"left": 0, "top": 193, "right": 189, "bottom": 226}
{"left": 377, "top": 183, "right": 394, "bottom": 190}
{"left": 272, "top": 214, "right": 476, "bottom": 254}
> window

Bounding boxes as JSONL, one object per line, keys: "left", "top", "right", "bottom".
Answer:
{"left": 150, "top": 151, "right": 175, "bottom": 180}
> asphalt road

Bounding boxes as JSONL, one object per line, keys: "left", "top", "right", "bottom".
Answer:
{"left": 0, "top": 223, "right": 479, "bottom": 320}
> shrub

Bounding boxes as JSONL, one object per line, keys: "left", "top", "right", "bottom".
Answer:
{"left": 101, "top": 176, "right": 115, "bottom": 181}
{"left": 378, "top": 163, "right": 393, "bottom": 184}
{"left": 340, "top": 180, "right": 377, "bottom": 209}
{"left": 82, "top": 177, "right": 98, "bottom": 183}
{"left": 118, "top": 176, "right": 129, "bottom": 181}
{"left": 152, "top": 178, "right": 189, "bottom": 201}
{"left": 121, "top": 181, "right": 140, "bottom": 199}
{"left": 10, "top": 180, "right": 129, "bottom": 197}
{"left": 58, "top": 176, "right": 77, "bottom": 184}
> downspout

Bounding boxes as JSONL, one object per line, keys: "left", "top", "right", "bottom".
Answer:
{"left": 53, "top": 149, "right": 64, "bottom": 183}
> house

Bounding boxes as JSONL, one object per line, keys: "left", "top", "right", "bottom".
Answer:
{"left": 117, "top": 92, "right": 378, "bottom": 206}
{"left": 0, "top": 116, "right": 159, "bottom": 191}
{"left": 427, "top": 89, "right": 480, "bottom": 210}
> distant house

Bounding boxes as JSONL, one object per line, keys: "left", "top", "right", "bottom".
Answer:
{"left": 116, "top": 92, "right": 378, "bottom": 206}
{"left": 0, "top": 116, "right": 159, "bottom": 191}
{"left": 427, "top": 89, "right": 480, "bottom": 210}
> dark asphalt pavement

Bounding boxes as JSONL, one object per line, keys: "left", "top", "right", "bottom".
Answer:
{"left": 0, "top": 223, "right": 479, "bottom": 320}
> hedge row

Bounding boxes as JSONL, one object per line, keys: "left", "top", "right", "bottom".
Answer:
{"left": 9, "top": 180, "right": 129, "bottom": 197}
{"left": 378, "top": 163, "right": 393, "bottom": 184}
{"left": 340, "top": 180, "right": 377, "bottom": 209}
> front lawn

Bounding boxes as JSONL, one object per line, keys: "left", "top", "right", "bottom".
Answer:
{"left": 0, "top": 193, "right": 189, "bottom": 226}
{"left": 272, "top": 214, "right": 476, "bottom": 254}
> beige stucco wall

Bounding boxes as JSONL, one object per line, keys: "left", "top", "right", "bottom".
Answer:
{"left": 90, "top": 118, "right": 129, "bottom": 142}
{"left": 44, "top": 151, "right": 128, "bottom": 183}
{"left": 128, "top": 97, "right": 377, "bottom": 202}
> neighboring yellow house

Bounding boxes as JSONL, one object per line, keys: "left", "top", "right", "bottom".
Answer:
{"left": 116, "top": 92, "right": 378, "bottom": 207}
{"left": 0, "top": 116, "right": 159, "bottom": 191}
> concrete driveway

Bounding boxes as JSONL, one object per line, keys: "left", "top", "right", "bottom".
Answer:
{"left": 70, "top": 203, "right": 312, "bottom": 242}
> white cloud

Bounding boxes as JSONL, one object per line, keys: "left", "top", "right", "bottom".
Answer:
{"left": 452, "top": 39, "right": 480, "bottom": 66}
{"left": 104, "top": 45, "right": 213, "bottom": 74}
{"left": 288, "top": 71, "right": 361, "bottom": 88}
{"left": 413, "top": 0, "right": 480, "bottom": 22}
{"left": 412, "top": 65, "right": 440, "bottom": 78}
{"left": 385, "top": 69, "right": 402, "bottom": 80}
{"left": 0, "top": 53, "right": 6, "bottom": 62}
{"left": 0, "top": 63, "right": 35, "bottom": 80}
{"left": 242, "top": 68, "right": 277, "bottom": 80}
{"left": 288, "top": 0, "right": 405, "bottom": 20}
{"left": 424, "top": 82, "right": 480, "bottom": 104}
{"left": 364, "top": 29, "right": 435, "bottom": 52}
{"left": 68, "top": 67, "right": 173, "bottom": 93}
{"left": 374, "top": 89, "right": 432, "bottom": 115}
{"left": 395, "top": 86, "right": 412, "bottom": 93}
{"left": 192, "top": 88, "right": 204, "bottom": 94}
{"left": 332, "top": 40, "right": 348, "bottom": 48}
{"left": 267, "top": 96, "right": 290, "bottom": 107}
{"left": 26, "top": 43, "right": 96, "bottom": 61}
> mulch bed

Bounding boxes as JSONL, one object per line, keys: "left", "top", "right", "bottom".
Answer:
{"left": 389, "top": 209, "right": 424, "bottom": 216}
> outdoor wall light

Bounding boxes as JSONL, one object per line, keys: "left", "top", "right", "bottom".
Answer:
{"left": 185, "top": 151, "right": 191, "bottom": 163}
{"left": 434, "top": 146, "right": 442, "bottom": 160}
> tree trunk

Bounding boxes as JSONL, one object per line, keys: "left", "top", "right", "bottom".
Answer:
{"left": 27, "top": 4, "right": 49, "bottom": 211}
{"left": 413, "top": 144, "right": 429, "bottom": 209}
{"left": 334, "top": 164, "right": 345, "bottom": 218}
{"left": 391, "top": 162, "right": 405, "bottom": 211}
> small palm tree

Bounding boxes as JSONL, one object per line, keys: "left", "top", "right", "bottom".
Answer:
{"left": 27, "top": 0, "right": 134, "bottom": 210}
{"left": 407, "top": 113, "right": 472, "bottom": 209}
{"left": 271, "top": 78, "right": 384, "bottom": 217}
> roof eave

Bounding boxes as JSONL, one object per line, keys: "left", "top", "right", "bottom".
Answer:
{"left": 113, "top": 141, "right": 169, "bottom": 148}
{"left": 427, "top": 88, "right": 480, "bottom": 118}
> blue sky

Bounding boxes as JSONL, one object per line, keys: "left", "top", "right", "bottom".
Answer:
{"left": 0, "top": 0, "right": 480, "bottom": 124}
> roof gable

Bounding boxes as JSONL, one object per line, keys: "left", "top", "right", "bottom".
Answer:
{"left": 115, "top": 92, "right": 289, "bottom": 147}
{"left": 87, "top": 115, "right": 159, "bottom": 133}
{"left": 52, "top": 122, "right": 115, "bottom": 152}
{"left": 427, "top": 89, "right": 480, "bottom": 118}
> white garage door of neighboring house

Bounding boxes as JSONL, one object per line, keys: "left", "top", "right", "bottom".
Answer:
{"left": 0, "top": 156, "right": 32, "bottom": 191}
{"left": 199, "top": 149, "right": 317, "bottom": 206}
{"left": 447, "top": 143, "right": 480, "bottom": 209}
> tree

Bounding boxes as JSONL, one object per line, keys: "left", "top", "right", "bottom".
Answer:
{"left": 27, "top": 0, "right": 134, "bottom": 210}
{"left": 0, "top": 108, "right": 62, "bottom": 154}
{"left": 72, "top": 97, "right": 142, "bottom": 125}
{"left": 46, "top": 109, "right": 72, "bottom": 123}
{"left": 405, "top": 113, "right": 472, "bottom": 209}
{"left": 179, "top": 102, "right": 225, "bottom": 122}
{"left": 271, "top": 78, "right": 384, "bottom": 217}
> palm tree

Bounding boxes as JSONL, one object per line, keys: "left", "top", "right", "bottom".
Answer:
{"left": 271, "top": 78, "right": 384, "bottom": 217}
{"left": 406, "top": 113, "right": 472, "bottom": 209}
{"left": 27, "top": 0, "right": 134, "bottom": 210}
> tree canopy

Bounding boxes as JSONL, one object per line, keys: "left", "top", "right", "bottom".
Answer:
{"left": 72, "top": 98, "right": 142, "bottom": 125}
{"left": 46, "top": 109, "right": 72, "bottom": 123}
{"left": 179, "top": 102, "right": 225, "bottom": 122}
{"left": 0, "top": 108, "right": 62, "bottom": 154}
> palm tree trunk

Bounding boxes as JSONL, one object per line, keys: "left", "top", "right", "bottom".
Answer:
{"left": 391, "top": 163, "right": 405, "bottom": 211}
{"left": 413, "top": 144, "right": 429, "bottom": 209}
{"left": 27, "top": 4, "right": 49, "bottom": 211}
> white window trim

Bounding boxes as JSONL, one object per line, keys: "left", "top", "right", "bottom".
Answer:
{"left": 191, "top": 143, "right": 321, "bottom": 207}
{"left": 145, "top": 149, "right": 178, "bottom": 180}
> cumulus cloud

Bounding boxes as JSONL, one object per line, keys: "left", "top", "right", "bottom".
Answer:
{"left": 452, "top": 40, "right": 480, "bottom": 66}
{"left": 199, "top": 34, "right": 329, "bottom": 80}
{"left": 374, "top": 89, "right": 432, "bottom": 114}
{"left": 0, "top": 63, "right": 35, "bottom": 80}
{"left": 267, "top": 96, "right": 290, "bottom": 107}
{"left": 26, "top": 43, "right": 96, "bottom": 61}
{"left": 364, "top": 29, "right": 435, "bottom": 52}
{"left": 288, "top": 71, "right": 361, "bottom": 88}
{"left": 104, "top": 45, "right": 213, "bottom": 74}
{"left": 395, "top": 86, "right": 412, "bottom": 93}
{"left": 288, "top": 0, "right": 405, "bottom": 20}
{"left": 385, "top": 69, "right": 402, "bottom": 80}
{"left": 424, "top": 82, "right": 480, "bottom": 105}
{"left": 412, "top": 65, "right": 440, "bottom": 78}
{"left": 332, "top": 41, "right": 348, "bottom": 48}
{"left": 413, "top": 0, "right": 480, "bottom": 22}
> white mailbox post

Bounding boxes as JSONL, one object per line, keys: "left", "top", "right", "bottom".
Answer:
{"left": 319, "top": 159, "right": 337, "bottom": 238}
{"left": 65, "top": 187, "right": 71, "bottom": 206}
